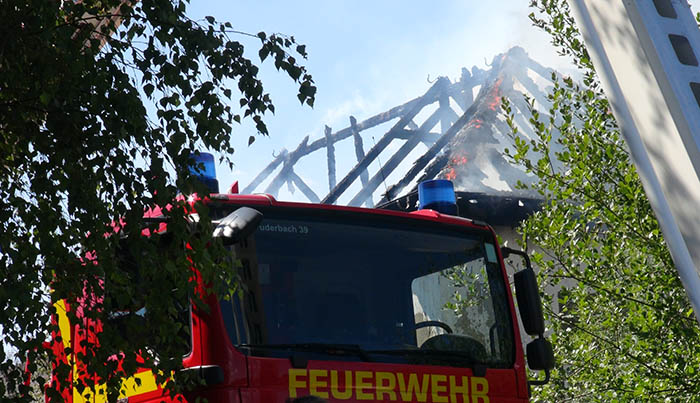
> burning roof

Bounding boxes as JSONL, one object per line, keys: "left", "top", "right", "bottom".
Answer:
{"left": 245, "top": 46, "right": 557, "bottom": 208}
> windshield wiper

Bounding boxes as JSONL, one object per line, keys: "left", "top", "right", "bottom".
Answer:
{"left": 237, "top": 343, "right": 372, "bottom": 362}
{"left": 237, "top": 344, "right": 486, "bottom": 368}
{"left": 367, "top": 348, "right": 480, "bottom": 365}
{"left": 364, "top": 348, "right": 489, "bottom": 376}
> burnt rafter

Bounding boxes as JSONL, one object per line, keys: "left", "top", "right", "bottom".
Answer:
{"left": 324, "top": 125, "right": 336, "bottom": 191}
{"left": 350, "top": 116, "right": 369, "bottom": 187}
{"left": 242, "top": 149, "right": 288, "bottom": 194}
{"left": 243, "top": 46, "right": 555, "bottom": 206}
{"left": 322, "top": 77, "right": 450, "bottom": 205}
{"left": 347, "top": 107, "right": 444, "bottom": 206}
{"left": 380, "top": 94, "right": 486, "bottom": 204}
{"left": 264, "top": 135, "right": 309, "bottom": 197}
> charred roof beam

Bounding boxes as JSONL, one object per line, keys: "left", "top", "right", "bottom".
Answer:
{"left": 347, "top": 106, "right": 444, "bottom": 206}
{"left": 264, "top": 136, "right": 309, "bottom": 197}
{"left": 242, "top": 149, "right": 288, "bottom": 194}
{"left": 321, "top": 77, "right": 450, "bottom": 205}
{"left": 325, "top": 125, "right": 336, "bottom": 191}
{"left": 379, "top": 95, "right": 484, "bottom": 205}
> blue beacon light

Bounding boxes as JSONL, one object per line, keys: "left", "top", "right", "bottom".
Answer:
{"left": 190, "top": 152, "right": 219, "bottom": 194}
{"left": 418, "top": 179, "right": 458, "bottom": 215}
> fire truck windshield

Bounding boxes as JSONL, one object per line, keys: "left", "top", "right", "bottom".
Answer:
{"left": 219, "top": 208, "right": 514, "bottom": 368}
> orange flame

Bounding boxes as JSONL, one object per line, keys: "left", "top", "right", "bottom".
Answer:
{"left": 487, "top": 78, "right": 503, "bottom": 111}
{"left": 444, "top": 153, "right": 468, "bottom": 181}
{"left": 488, "top": 97, "right": 501, "bottom": 111}
{"left": 451, "top": 156, "right": 468, "bottom": 165}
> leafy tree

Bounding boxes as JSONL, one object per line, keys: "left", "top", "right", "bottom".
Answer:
{"left": 0, "top": 0, "right": 315, "bottom": 401}
{"left": 502, "top": 1, "right": 700, "bottom": 400}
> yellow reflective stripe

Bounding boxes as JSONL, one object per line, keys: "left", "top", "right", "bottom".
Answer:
{"left": 54, "top": 300, "right": 72, "bottom": 352}
{"left": 73, "top": 385, "right": 106, "bottom": 403}
{"left": 120, "top": 370, "right": 159, "bottom": 397}
{"left": 73, "top": 370, "right": 160, "bottom": 402}
{"left": 54, "top": 299, "right": 161, "bottom": 401}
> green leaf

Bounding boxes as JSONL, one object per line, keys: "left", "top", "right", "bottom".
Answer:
{"left": 143, "top": 84, "right": 154, "bottom": 97}
{"left": 259, "top": 46, "right": 269, "bottom": 62}
{"left": 39, "top": 93, "right": 51, "bottom": 105}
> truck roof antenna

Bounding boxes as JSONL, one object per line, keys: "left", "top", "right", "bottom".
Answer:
{"left": 372, "top": 135, "right": 390, "bottom": 198}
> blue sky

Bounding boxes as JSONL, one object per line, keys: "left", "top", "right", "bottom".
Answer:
{"left": 183, "top": 2, "right": 590, "bottom": 201}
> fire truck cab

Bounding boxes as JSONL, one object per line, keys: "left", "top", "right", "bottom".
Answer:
{"left": 50, "top": 156, "right": 553, "bottom": 402}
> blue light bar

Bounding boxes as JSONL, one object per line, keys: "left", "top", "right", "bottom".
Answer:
{"left": 189, "top": 152, "right": 219, "bottom": 193}
{"left": 418, "top": 179, "right": 458, "bottom": 215}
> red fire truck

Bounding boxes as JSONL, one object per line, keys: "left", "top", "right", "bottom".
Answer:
{"left": 48, "top": 154, "right": 553, "bottom": 402}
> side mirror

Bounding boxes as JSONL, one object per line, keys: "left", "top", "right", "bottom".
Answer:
{"left": 526, "top": 338, "right": 554, "bottom": 371}
{"left": 213, "top": 207, "right": 263, "bottom": 245}
{"left": 502, "top": 247, "right": 544, "bottom": 336}
{"left": 514, "top": 268, "right": 545, "bottom": 336}
{"left": 501, "top": 247, "right": 553, "bottom": 386}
